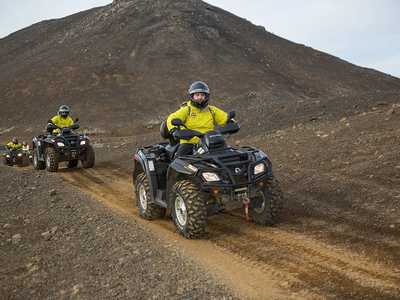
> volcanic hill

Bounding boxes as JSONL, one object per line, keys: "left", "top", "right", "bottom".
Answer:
{"left": 0, "top": 0, "right": 399, "bottom": 136}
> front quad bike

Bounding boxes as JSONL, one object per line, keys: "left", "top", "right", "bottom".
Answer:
{"left": 2, "top": 148, "right": 29, "bottom": 167}
{"left": 32, "top": 118, "right": 95, "bottom": 172}
{"left": 133, "top": 111, "right": 283, "bottom": 239}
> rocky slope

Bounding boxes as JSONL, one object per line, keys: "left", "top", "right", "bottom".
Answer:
{"left": 1, "top": 0, "right": 400, "bottom": 136}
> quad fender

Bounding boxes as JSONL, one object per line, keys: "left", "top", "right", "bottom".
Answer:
{"left": 133, "top": 150, "right": 160, "bottom": 203}
{"left": 166, "top": 158, "right": 197, "bottom": 207}
{"left": 32, "top": 136, "right": 47, "bottom": 160}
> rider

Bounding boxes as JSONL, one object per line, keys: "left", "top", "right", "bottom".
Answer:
{"left": 167, "top": 81, "right": 233, "bottom": 158}
{"left": 22, "top": 140, "right": 31, "bottom": 153}
{"left": 6, "top": 137, "right": 22, "bottom": 150}
{"left": 49, "top": 105, "right": 74, "bottom": 134}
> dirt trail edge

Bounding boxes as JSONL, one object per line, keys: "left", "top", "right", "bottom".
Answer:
{"left": 57, "top": 162, "right": 400, "bottom": 300}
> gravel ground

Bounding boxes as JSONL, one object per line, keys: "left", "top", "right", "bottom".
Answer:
{"left": 0, "top": 165, "right": 241, "bottom": 300}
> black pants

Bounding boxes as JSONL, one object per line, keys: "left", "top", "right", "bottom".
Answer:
{"left": 174, "top": 143, "right": 194, "bottom": 158}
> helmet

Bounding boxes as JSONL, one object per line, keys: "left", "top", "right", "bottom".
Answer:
{"left": 23, "top": 140, "right": 27, "bottom": 146}
{"left": 59, "top": 105, "right": 70, "bottom": 117}
{"left": 188, "top": 81, "right": 210, "bottom": 109}
{"left": 12, "top": 137, "right": 18, "bottom": 144}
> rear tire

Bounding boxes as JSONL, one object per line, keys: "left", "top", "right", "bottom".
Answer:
{"left": 82, "top": 145, "right": 95, "bottom": 168}
{"left": 66, "top": 159, "right": 79, "bottom": 168}
{"left": 170, "top": 180, "right": 207, "bottom": 239}
{"left": 135, "top": 173, "right": 166, "bottom": 220}
{"left": 45, "top": 147, "right": 58, "bottom": 172}
{"left": 33, "top": 148, "right": 45, "bottom": 170}
{"left": 249, "top": 175, "right": 283, "bottom": 226}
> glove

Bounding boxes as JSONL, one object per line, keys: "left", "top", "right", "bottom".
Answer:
{"left": 170, "top": 128, "right": 178, "bottom": 140}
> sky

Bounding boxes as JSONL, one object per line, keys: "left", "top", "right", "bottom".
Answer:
{"left": 0, "top": 0, "right": 399, "bottom": 78}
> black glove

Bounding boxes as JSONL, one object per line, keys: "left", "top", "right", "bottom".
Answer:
{"left": 170, "top": 128, "right": 178, "bottom": 140}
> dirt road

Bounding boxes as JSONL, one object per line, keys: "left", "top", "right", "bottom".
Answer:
{"left": 56, "top": 159, "right": 400, "bottom": 300}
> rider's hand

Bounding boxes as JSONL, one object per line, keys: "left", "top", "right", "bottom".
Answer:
{"left": 170, "top": 128, "right": 178, "bottom": 140}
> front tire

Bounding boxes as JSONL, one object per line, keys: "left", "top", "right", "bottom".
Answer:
{"left": 45, "top": 148, "right": 59, "bottom": 172}
{"left": 33, "top": 148, "right": 45, "bottom": 170}
{"left": 19, "top": 155, "right": 28, "bottom": 167}
{"left": 82, "top": 145, "right": 95, "bottom": 168}
{"left": 135, "top": 173, "right": 166, "bottom": 220}
{"left": 3, "top": 156, "right": 8, "bottom": 166}
{"left": 170, "top": 180, "right": 207, "bottom": 239}
{"left": 249, "top": 175, "right": 283, "bottom": 226}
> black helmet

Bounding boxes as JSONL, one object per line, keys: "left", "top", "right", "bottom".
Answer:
{"left": 12, "top": 137, "right": 18, "bottom": 144}
{"left": 59, "top": 105, "right": 70, "bottom": 118}
{"left": 188, "top": 81, "right": 210, "bottom": 109}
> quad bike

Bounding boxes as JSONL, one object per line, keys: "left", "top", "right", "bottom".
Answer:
{"left": 133, "top": 111, "right": 283, "bottom": 239}
{"left": 32, "top": 118, "right": 95, "bottom": 172}
{"left": 2, "top": 147, "right": 29, "bottom": 167}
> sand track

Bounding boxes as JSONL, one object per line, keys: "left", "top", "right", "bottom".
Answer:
{"left": 56, "top": 162, "right": 400, "bottom": 300}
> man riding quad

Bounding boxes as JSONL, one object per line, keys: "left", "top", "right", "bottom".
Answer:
{"left": 6, "top": 137, "right": 21, "bottom": 151}
{"left": 3, "top": 137, "right": 28, "bottom": 166}
{"left": 49, "top": 105, "right": 74, "bottom": 134}
{"left": 167, "top": 81, "right": 235, "bottom": 158}
{"left": 133, "top": 81, "right": 283, "bottom": 238}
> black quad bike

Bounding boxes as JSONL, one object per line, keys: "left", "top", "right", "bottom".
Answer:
{"left": 32, "top": 118, "right": 95, "bottom": 172}
{"left": 133, "top": 111, "right": 283, "bottom": 239}
{"left": 2, "top": 147, "right": 29, "bottom": 167}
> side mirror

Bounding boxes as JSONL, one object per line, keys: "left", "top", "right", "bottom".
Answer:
{"left": 74, "top": 118, "right": 79, "bottom": 123}
{"left": 171, "top": 118, "right": 187, "bottom": 129}
{"left": 227, "top": 110, "right": 235, "bottom": 120}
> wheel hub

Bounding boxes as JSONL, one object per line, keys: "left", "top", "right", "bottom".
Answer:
{"left": 253, "top": 191, "right": 266, "bottom": 213}
{"left": 139, "top": 185, "right": 147, "bottom": 209}
{"left": 175, "top": 196, "right": 187, "bottom": 226}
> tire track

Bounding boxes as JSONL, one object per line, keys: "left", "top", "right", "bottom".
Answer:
{"left": 57, "top": 164, "right": 400, "bottom": 300}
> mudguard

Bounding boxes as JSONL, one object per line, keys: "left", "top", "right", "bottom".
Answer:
{"left": 133, "top": 149, "right": 160, "bottom": 203}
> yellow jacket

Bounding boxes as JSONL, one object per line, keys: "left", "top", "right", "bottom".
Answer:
{"left": 167, "top": 103, "right": 228, "bottom": 144}
{"left": 50, "top": 116, "right": 74, "bottom": 133}
{"left": 6, "top": 142, "right": 22, "bottom": 150}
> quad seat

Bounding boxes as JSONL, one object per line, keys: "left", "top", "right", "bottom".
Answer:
{"left": 160, "top": 121, "right": 179, "bottom": 159}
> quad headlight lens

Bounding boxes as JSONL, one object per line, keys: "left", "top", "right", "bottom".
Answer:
{"left": 79, "top": 140, "right": 87, "bottom": 145}
{"left": 201, "top": 172, "right": 221, "bottom": 182}
{"left": 254, "top": 163, "right": 266, "bottom": 175}
{"left": 57, "top": 142, "right": 65, "bottom": 147}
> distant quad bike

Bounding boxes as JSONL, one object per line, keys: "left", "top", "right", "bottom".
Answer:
{"left": 133, "top": 111, "right": 283, "bottom": 239}
{"left": 32, "top": 118, "right": 95, "bottom": 172}
{"left": 2, "top": 148, "right": 29, "bottom": 167}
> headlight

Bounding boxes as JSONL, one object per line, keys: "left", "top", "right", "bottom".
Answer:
{"left": 254, "top": 163, "right": 266, "bottom": 175}
{"left": 18, "top": 153, "right": 22, "bottom": 157}
{"left": 201, "top": 172, "right": 221, "bottom": 182}
{"left": 79, "top": 140, "right": 87, "bottom": 145}
{"left": 57, "top": 142, "right": 65, "bottom": 147}
{"left": 6, "top": 155, "right": 10, "bottom": 158}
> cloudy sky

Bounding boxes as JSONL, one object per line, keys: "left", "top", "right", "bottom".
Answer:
{"left": 1, "top": 0, "right": 399, "bottom": 78}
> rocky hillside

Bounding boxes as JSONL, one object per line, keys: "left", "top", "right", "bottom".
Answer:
{"left": 1, "top": 0, "right": 400, "bottom": 137}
